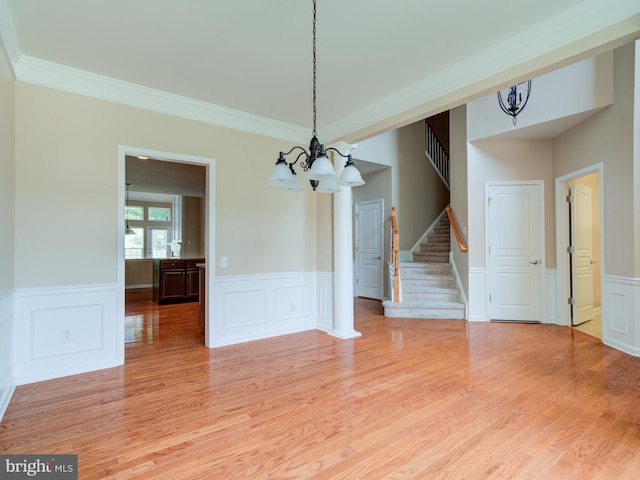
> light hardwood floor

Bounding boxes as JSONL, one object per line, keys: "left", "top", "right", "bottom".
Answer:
{"left": 2, "top": 290, "right": 640, "bottom": 479}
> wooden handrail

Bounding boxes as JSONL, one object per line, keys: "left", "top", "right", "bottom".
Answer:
{"left": 391, "top": 207, "right": 400, "bottom": 302}
{"left": 446, "top": 206, "right": 468, "bottom": 253}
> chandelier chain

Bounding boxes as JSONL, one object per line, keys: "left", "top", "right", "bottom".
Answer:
{"left": 312, "top": 0, "right": 317, "bottom": 137}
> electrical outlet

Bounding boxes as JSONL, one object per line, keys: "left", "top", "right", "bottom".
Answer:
{"left": 62, "top": 329, "right": 73, "bottom": 343}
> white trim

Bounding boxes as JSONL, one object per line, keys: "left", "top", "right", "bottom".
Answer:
{"left": 0, "top": 294, "right": 15, "bottom": 421}
{"left": 468, "top": 268, "right": 488, "bottom": 321}
{"left": 118, "top": 146, "right": 216, "bottom": 349}
{"left": 0, "top": 0, "right": 20, "bottom": 68}
{"left": 554, "top": 163, "right": 604, "bottom": 328}
{"left": 212, "top": 272, "right": 319, "bottom": 347}
{"left": 545, "top": 269, "right": 559, "bottom": 324}
{"left": 601, "top": 275, "right": 640, "bottom": 357}
{"left": 485, "top": 180, "right": 545, "bottom": 322}
{"left": 14, "top": 284, "right": 119, "bottom": 385}
{"left": 16, "top": 56, "right": 309, "bottom": 144}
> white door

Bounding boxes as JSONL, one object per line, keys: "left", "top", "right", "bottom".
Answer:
{"left": 487, "top": 183, "right": 543, "bottom": 322}
{"left": 569, "top": 181, "right": 594, "bottom": 325}
{"left": 355, "top": 200, "right": 383, "bottom": 299}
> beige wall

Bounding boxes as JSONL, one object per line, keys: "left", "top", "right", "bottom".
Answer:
{"left": 449, "top": 105, "right": 469, "bottom": 295}
{"left": 15, "top": 82, "right": 322, "bottom": 288}
{"left": 554, "top": 43, "right": 636, "bottom": 277}
{"left": 395, "top": 121, "right": 450, "bottom": 249}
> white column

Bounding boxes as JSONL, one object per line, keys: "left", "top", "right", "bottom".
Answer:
{"left": 329, "top": 141, "right": 361, "bottom": 339}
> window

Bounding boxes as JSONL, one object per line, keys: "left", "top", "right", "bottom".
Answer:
{"left": 124, "top": 202, "right": 173, "bottom": 260}
{"left": 148, "top": 226, "right": 172, "bottom": 259}
{"left": 148, "top": 207, "right": 170, "bottom": 222}
{"left": 125, "top": 206, "right": 144, "bottom": 221}
{"left": 124, "top": 227, "right": 144, "bottom": 259}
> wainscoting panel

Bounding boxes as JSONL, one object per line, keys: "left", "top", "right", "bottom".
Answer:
{"left": 602, "top": 275, "right": 640, "bottom": 356}
{"left": 212, "top": 272, "right": 318, "bottom": 347}
{"left": 316, "top": 272, "right": 334, "bottom": 332}
{"left": 545, "top": 269, "right": 558, "bottom": 324}
{"left": 468, "top": 268, "right": 487, "bottom": 321}
{"left": 0, "top": 295, "right": 15, "bottom": 422}
{"left": 14, "top": 285, "right": 120, "bottom": 385}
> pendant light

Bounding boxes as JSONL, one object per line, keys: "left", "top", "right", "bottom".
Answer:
{"left": 267, "top": 0, "right": 365, "bottom": 192}
{"left": 125, "top": 182, "right": 136, "bottom": 235}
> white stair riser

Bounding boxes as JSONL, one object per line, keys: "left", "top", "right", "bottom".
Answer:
{"left": 402, "top": 291, "right": 460, "bottom": 302}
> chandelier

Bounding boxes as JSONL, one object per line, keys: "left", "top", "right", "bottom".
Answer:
{"left": 497, "top": 80, "right": 532, "bottom": 125}
{"left": 267, "top": 0, "right": 364, "bottom": 193}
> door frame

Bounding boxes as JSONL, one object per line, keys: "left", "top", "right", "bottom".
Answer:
{"left": 118, "top": 146, "right": 216, "bottom": 355}
{"left": 485, "top": 180, "right": 545, "bottom": 322}
{"left": 555, "top": 163, "right": 604, "bottom": 328}
{"left": 354, "top": 198, "right": 384, "bottom": 299}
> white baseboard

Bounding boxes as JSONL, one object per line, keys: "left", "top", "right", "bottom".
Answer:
{"left": 468, "top": 268, "right": 488, "bottom": 321}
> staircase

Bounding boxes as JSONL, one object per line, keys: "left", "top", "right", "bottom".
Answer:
{"left": 383, "top": 215, "right": 465, "bottom": 319}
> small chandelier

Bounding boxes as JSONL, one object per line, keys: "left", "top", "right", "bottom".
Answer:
{"left": 497, "top": 80, "right": 532, "bottom": 125}
{"left": 268, "top": 0, "right": 364, "bottom": 193}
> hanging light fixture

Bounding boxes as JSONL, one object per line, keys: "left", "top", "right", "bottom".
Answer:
{"left": 497, "top": 80, "right": 532, "bottom": 125}
{"left": 125, "top": 182, "right": 136, "bottom": 235}
{"left": 267, "top": 0, "right": 364, "bottom": 192}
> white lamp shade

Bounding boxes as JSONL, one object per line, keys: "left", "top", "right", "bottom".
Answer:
{"left": 279, "top": 174, "right": 304, "bottom": 192}
{"left": 268, "top": 161, "right": 295, "bottom": 186}
{"left": 316, "top": 177, "right": 341, "bottom": 193}
{"left": 337, "top": 163, "right": 365, "bottom": 187}
{"left": 308, "top": 154, "right": 337, "bottom": 181}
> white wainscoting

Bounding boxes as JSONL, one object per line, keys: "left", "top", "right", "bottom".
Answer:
{"left": 211, "top": 272, "right": 324, "bottom": 347}
{"left": 316, "top": 272, "right": 334, "bottom": 333}
{"left": 602, "top": 275, "right": 640, "bottom": 357}
{"left": 14, "top": 284, "right": 121, "bottom": 385}
{"left": 0, "top": 294, "right": 16, "bottom": 421}
{"left": 545, "top": 269, "right": 559, "bottom": 325}
{"left": 468, "top": 268, "right": 487, "bottom": 321}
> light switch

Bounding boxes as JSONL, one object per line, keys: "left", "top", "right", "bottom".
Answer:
{"left": 220, "top": 257, "right": 228, "bottom": 269}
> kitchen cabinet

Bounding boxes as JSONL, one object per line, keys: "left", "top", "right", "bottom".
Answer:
{"left": 152, "top": 258, "right": 205, "bottom": 304}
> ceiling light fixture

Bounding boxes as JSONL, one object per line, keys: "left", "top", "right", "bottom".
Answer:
{"left": 268, "top": 0, "right": 364, "bottom": 192}
{"left": 125, "top": 182, "right": 136, "bottom": 235}
{"left": 497, "top": 80, "right": 532, "bottom": 125}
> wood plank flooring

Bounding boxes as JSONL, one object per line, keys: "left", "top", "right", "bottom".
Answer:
{"left": 2, "top": 290, "right": 640, "bottom": 479}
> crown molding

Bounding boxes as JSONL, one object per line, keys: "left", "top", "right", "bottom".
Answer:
{"left": 13, "top": 55, "right": 310, "bottom": 144}
{"left": 0, "top": 0, "right": 21, "bottom": 69}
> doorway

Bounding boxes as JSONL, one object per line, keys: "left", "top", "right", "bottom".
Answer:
{"left": 486, "top": 181, "right": 545, "bottom": 322}
{"left": 118, "top": 146, "right": 216, "bottom": 358}
{"left": 556, "top": 167, "right": 602, "bottom": 339}
{"left": 355, "top": 199, "right": 384, "bottom": 300}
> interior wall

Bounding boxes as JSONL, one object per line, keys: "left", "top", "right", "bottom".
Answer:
{"left": 182, "top": 196, "right": 205, "bottom": 258}
{"left": 449, "top": 105, "right": 469, "bottom": 297}
{"left": 554, "top": 43, "right": 636, "bottom": 278}
{"left": 395, "top": 121, "right": 450, "bottom": 249}
{"left": 14, "top": 82, "right": 320, "bottom": 289}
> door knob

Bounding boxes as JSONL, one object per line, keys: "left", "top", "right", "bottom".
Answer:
{"left": 375, "top": 256, "right": 381, "bottom": 260}
{"left": 530, "top": 259, "right": 540, "bottom": 265}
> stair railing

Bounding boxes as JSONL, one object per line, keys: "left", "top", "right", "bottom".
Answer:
{"left": 391, "top": 207, "right": 400, "bottom": 302}
{"left": 425, "top": 120, "right": 449, "bottom": 189}
{"left": 446, "top": 206, "right": 468, "bottom": 253}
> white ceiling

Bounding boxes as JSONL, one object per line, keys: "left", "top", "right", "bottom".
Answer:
{"left": 2, "top": 0, "right": 639, "bottom": 144}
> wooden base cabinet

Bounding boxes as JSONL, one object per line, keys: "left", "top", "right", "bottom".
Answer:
{"left": 153, "top": 258, "right": 204, "bottom": 304}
